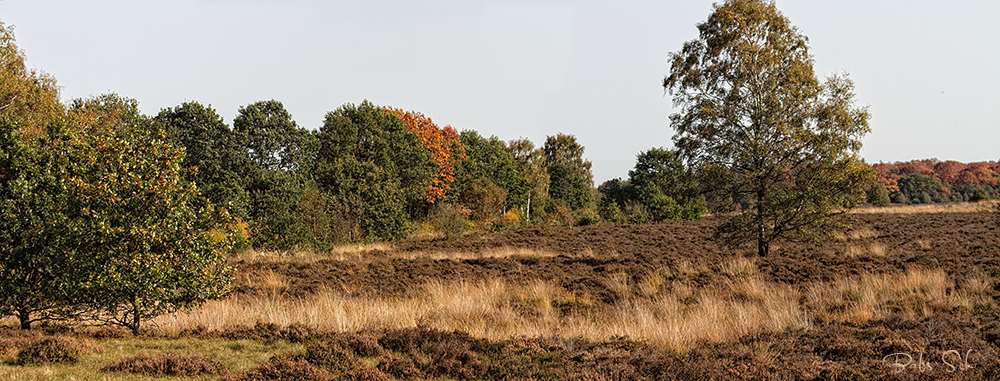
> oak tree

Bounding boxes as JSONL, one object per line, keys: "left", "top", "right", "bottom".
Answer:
{"left": 452, "top": 131, "right": 529, "bottom": 220}
{"left": 315, "top": 101, "right": 435, "bottom": 242}
{"left": 154, "top": 102, "right": 251, "bottom": 220}
{"left": 233, "top": 100, "right": 317, "bottom": 248}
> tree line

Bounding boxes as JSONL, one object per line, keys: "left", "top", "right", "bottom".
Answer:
{"left": 0, "top": 18, "right": 706, "bottom": 331}
{"left": 3, "top": 0, "right": 995, "bottom": 331}
{"left": 870, "top": 159, "right": 1000, "bottom": 206}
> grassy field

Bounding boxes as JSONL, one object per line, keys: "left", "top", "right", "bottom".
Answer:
{"left": 1, "top": 202, "right": 999, "bottom": 380}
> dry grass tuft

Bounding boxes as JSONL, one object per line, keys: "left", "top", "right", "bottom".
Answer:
{"left": 720, "top": 256, "right": 758, "bottom": 278}
{"left": 914, "top": 239, "right": 933, "bottom": 250}
{"left": 833, "top": 227, "right": 878, "bottom": 241}
{"left": 805, "top": 268, "right": 970, "bottom": 324}
{"left": 846, "top": 242, "right": 888, "bottom": 259}
{"left": 852, "top": 201, "right": 994, "bottom": 214}
{"left": 232, "top": 243, "right": 395, "bottom": 264}
{"left": 391, "top": 246, "right": 561, "bottom": 261}
{"left": 604, "top": 272, "right": 633, "bottom": 300}
{"left": 636, "top": 269, "right": 669, "bottom": 298}
{"left": 155, "top": 274, "right": 811, "bottom": 351}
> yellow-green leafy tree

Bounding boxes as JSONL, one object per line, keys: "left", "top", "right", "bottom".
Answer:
{"left": 663, "top": 0, "right": 874, "bottom": 256}
{"left": 0, "top": 21, "right": 63, "bottom": 143}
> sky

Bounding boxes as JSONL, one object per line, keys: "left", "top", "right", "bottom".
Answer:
{"left": 1, "top": 0, "right": 997, "bottom": 183}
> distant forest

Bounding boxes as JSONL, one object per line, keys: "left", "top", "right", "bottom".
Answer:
{"left": 870, "top": 160, "right": 1000, "bottom": 206}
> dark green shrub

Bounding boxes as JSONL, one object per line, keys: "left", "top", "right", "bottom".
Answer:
{"left": 867, "top": 183, "right": 891, "bottom": 206}
{"left": 599, "top": 202, "right": 626, "bottom": 225}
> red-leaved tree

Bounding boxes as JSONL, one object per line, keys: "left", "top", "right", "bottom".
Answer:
{"left": 384, "top": 108, "right": 466, "bottom": 203}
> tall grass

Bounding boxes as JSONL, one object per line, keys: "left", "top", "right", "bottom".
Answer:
{"left": 152, "top": 266, "right": 994, "bottom": 351}
{"left": 852, "top": 201, "right": 995, "bottom": 214}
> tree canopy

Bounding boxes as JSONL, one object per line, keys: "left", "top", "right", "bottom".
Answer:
{"left": 315, "top": 100, "right": 435, "bottom": 242}
{"left": 0, "top": 22, "right": 63, "bottom": 142}
{"left": 154, "top": 102, "right": 251, "bottom": 220}
{"left": 663, "top": 0, "right": 873, "bottom": 256}
{"left": 544, "top": 133, "right": 594, "bottom": 211}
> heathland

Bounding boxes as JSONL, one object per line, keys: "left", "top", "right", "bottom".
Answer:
{"left": 2, "top": 203, "right": 999, "bottom": 380}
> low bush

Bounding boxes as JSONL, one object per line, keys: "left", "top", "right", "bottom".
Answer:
{"left": 304, "top": 340, "right": 359, "bottom": 374}
{"left": 12, "top": 337, "right": 90, "bottom": 365}
{"left": 223, "top": 353, "right": 328, "bottom": 381}
{"left": 100, "top": 352, "right": 227, "bottom": 376}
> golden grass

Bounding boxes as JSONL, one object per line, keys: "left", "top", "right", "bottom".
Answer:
{"left": 149, "top": 266, "right": 996, "bottom": 352}
{"left": 805, "top": 268, "right": 991, "bottom": 324}
{"left": 832, "top": 227, "right": 879, "bottom": 241}
{"left": 720, "top": 255, "right": 758, "bottom": 277}
{"left": 154, "top": 273, "right": 811, "bottom": 351}
{"left": 846, "top": 242, "right": 888, "bottom": 259}
{"left": 234, "top": 245, "right": 563, "bottom": 264}
{"left": 390, "top": 246, "right": 561, "bottom": 261}
{"left": 851, "top": 201, "right": 995, "bottom": 214}
{"left": 231, "top": 243, "right": 396, "bottom": 264}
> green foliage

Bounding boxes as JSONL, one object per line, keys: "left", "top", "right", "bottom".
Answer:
{"left": 598, "top": 149, "right": 703, "bottom": 224}
{"left": 154, "top": 101, "right": 251, "bottom": 220}
{"left": 460, "top": 179, "right": 508, "bottom": 225}
{"left": 452, "top": 131, "right": 529, "bottom": 213}
{"left": 897, "top": 173, "right": 948, "bottom": 204}
{"left": 0, "top": 21, "right": 64, "bottom": 142}
{"left": 63, "top": 128, "right": 234, "bottom": 334}
{"left": 67, "top": 93, "right": 151, "bottom": 138}
{"left": 1, "top": 117, "right": 234, "bottom": 333}
{"left": 663, "top": 0, "right": 874, "bottom": 256}
{"left": 598, "top": 202, "right": 626, "bottom": 225}
{"left": 429, "top": 203, "right": 473, "bottom": 239}
{"left": 0, "top": 119, "right": 81, "bottom": 329}
{"left": 233, "top": 100, "right": 318, "bottom": 249}
{"left": 544, "top": 133, "right": 593, "bottom": 186}
{"left": 573, "top": 207, "right": 602, "bottom": 226}
{"left": 544, "top": 134, "right": 593, "bottom": 210}
{"left": 628, "top": 147, "right": 704, "bottom": 221}
{"left": 547, "top": 164, "right": 593, "bottom": 211}
{"left": 597, "top": 178, "right": 635, "bottom": 211}
{"left": 867, "top": 183, "right": 891, "bottom": 206}
{"left": 315, "top": 101, "right": 434, "bottom": 242}
{"left": 508, "top": 138, "right": 550, "bottom": 223}
{"left": 964, "top": 186, "right": 992, "bottom": 202}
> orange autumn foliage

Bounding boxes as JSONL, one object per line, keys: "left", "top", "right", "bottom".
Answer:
{"left": 384, "top": 108, "right": 466, "bottom": 203}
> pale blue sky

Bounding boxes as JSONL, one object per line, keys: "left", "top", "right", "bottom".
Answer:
{"left": 1, "top": 0, "right": 997, "bottom": 183}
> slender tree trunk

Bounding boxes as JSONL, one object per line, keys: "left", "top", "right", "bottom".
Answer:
{"left": 757, "top": 189, "right": 768, "bottom": 256}
{"left": 130, "top": 297, "right": 141, "bottom": 335}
